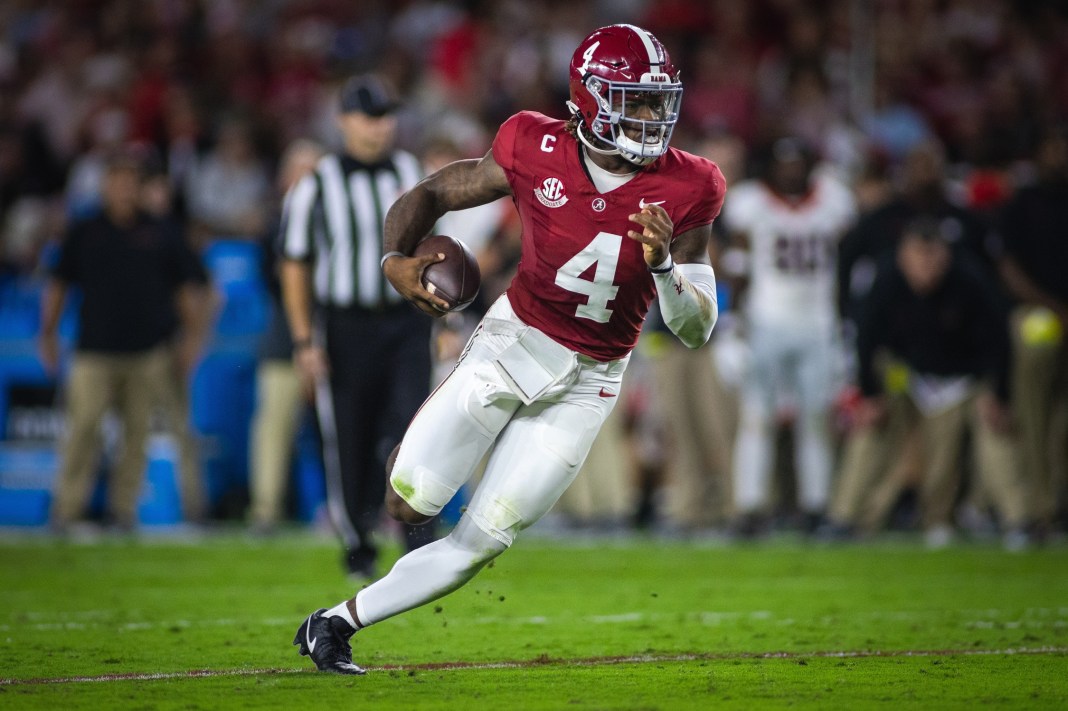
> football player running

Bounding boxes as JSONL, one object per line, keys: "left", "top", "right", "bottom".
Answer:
{"left": 293, "top": 24, "right": 726, "bottom": 674}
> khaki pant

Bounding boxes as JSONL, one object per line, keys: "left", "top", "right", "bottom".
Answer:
{"left": 1011, "top": 306, "right": 1068, "bottom": 524}
{"left": 248, "top": 360, "right": 304, "bottom": 526}
{"left": 655, "top": 341, "right": 737, "bottom": 528}
{"left": 51, "top": 348, "right": 171, "bottom": 527}
{"left": 831, "top": 389, "right": 1029, "bottom": 531}
{"left": 831, "top": 392, "right": 922, "bottom": 529}
{"left": 155, "top": 348, "right": 204, "bottom": 522}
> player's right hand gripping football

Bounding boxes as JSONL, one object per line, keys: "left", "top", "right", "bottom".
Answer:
{"left": 382, "top": 252, "right": 452, "bottom": 317}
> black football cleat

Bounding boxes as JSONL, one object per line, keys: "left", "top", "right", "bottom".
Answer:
{"left": 293, "top": 608, "right": 366, "bottom": 675}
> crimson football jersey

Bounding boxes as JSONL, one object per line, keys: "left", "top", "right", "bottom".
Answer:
{"left": 492, "top": 111, "right": 725, "bottom": 361}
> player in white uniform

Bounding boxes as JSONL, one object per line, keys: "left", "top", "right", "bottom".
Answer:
{"left": 722, "top": 138, "right": 856, "bottom": 533}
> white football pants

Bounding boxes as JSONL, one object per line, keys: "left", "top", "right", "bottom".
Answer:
{"left": 355, "top": 295, "right": 627, "bottom": 625}
{"left": 733, "top": 320, "right": 839, "bottom": 514}
{"left": 390, "top": 295, "right": 626, "bottom": 545}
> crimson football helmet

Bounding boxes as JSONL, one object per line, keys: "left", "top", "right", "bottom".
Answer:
{"left": 567, "top": 24, "right": 682, "bottom": 166}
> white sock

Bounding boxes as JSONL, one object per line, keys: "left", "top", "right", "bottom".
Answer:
{"left": 325, "top": 600, "right": 357, "bottom": 630}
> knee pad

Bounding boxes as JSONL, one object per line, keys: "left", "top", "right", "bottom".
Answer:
{"left": 467, "top": 494, "right": 524, "bottom": 548}
{"left": 390, "top": 464, "right": 460, "bottom": 518}
{"left": 451, "top": 515, "right": 509, "bottom": 563}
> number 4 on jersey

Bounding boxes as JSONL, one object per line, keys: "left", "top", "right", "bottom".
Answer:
{"left": 554, "top": 231, "right": 621, "bottom": 323}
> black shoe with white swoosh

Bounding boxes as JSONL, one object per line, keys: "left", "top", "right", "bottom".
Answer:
{"left": 293, "top": 608, "right": 366, "bottom": 675}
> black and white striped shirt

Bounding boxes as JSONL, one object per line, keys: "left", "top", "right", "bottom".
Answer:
{"left": 280, "top": 150, "right": 422, "bottom": 308}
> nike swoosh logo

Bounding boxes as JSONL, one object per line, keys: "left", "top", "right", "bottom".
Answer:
{"left": 639, "top": 199, "right": 665, "bottom": 210}
{"left": 306, "top": 615, "right": 317, "bottom": 654}
{"left": 599, "top": 388, "right": 616, "bottom": 398}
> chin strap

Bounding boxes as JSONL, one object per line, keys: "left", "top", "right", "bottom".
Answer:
{"left": 575, "top": 126, "right": 617, "bottom": 157}
{"left": 652, "top": 261, "right": 719, "bottom": 348}
{"left": 568, "top": 100, "right": 634, "bottom": 160}
{"left": 613, "top": 130, "right": 660, "bottom": 166}
{"left": 575, "top": 123, "right": 656, "bottom": 167}
{"left": 566, "top": 103, "right": 665, "bottom": 167}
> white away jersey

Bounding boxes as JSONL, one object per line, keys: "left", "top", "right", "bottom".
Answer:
{"left": 722, "top": 172, "right": 856, "bottom": 331}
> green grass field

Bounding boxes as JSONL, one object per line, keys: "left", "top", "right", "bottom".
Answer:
{"left": 1, "top": 530, "right": 1066, "bottom": 709}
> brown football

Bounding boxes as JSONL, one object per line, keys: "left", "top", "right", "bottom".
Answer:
{"left": 412, "top": 234, "right": 481, "bottom": 311}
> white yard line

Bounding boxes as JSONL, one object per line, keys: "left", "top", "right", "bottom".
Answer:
{"left": 4, "top": 607, "right": 1066, "bottom": 633}
{"left": 2, "top": 646, "right": 1066, "bottom": 686}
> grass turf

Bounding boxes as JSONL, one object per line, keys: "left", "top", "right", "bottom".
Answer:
{"left": 1, "top": 530, "right": 1066, "bottom": 709}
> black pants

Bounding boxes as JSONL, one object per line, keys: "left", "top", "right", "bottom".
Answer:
{"left": 318, "top": 304, "right": 433, "bottom": 555}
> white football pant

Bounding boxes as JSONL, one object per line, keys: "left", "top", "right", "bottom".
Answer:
{"left": 355, "top": 295, "right": 626, "bottom": 625}
{"left": 393, "top": 294, "right": 626, "bottom": 544}
{"left": 733, "top": 321, "right": 838, "bottom": 515}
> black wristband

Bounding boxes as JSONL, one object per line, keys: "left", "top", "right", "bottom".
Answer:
{"left": 293, "top": 338, "right": 313, "bottom": 351}
{"left": 648, "top": 258, "right": 674, "bottom": 274}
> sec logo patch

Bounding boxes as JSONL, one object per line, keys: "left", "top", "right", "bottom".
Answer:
{"left": 535, "top": 177, "right": 569, "bottom": 208}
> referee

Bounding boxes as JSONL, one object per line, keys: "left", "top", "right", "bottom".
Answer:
{"left": 279, "top": 75, "right": 434, "bottom": 578}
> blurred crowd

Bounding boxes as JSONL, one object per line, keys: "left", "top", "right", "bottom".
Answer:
{"left": 1, "top": 0, "right": 1066, "bottom": 547}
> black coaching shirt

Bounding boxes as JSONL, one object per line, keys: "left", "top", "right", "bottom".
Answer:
{"left": 856, "top": 254, "right": 1012, "bottom": 403}
{"left": 52, "top": 212, "right": 207, "bottom": 353}
{"left": 279, "top": 150, "right": 422, "bottom": 309}
{"left": 998, "top": 179, "right": 1068, "bottom": 304}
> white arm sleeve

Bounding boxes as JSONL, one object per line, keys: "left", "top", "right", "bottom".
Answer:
{"left": 653, "top": 261, "right": 719, "bottom": 349}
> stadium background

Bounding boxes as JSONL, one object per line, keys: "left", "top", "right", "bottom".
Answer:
{"left": 0, "top": 0, "right": 1066, "bottom": 531}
